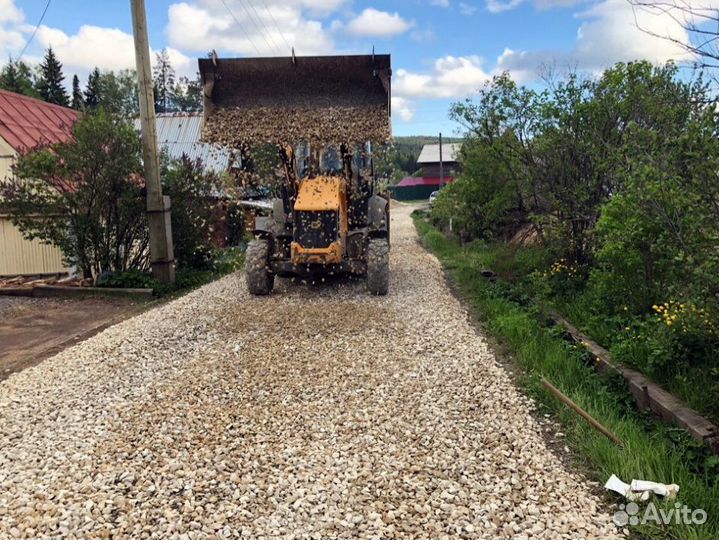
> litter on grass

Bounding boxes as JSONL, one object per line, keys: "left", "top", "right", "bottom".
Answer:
{"left": 605, "top": 474, "right": 680, "bottom": 501}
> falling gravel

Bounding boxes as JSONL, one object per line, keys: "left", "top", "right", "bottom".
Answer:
{"left": 0, "top": 205, "right": 619, "bottom": 539}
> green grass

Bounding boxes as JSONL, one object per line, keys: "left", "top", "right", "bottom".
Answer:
{"left": 413, "top": 213, "right": 719, "bottom": 540}
{"left": 445, "top": 232, "right": 719, "bottom": 425}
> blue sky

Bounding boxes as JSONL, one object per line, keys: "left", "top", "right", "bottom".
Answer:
{"left": 2, "top": 0, "right": 695, "bottom": 136}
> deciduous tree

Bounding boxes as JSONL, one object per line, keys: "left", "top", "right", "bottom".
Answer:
{"left": 0, "top": 59, "right": 39, "bottom": 97}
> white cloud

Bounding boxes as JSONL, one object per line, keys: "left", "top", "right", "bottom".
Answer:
{"left": 29, "top": 24, "right": 194, "bottom": 81}
{"left": 0, "top": 0, "right": 24, "bottom": 55}
{"left": 392, "top": 96, "right": 415, "bottom": 122}
{"left": 431, "top": 0, "right": 451, "bottom": 7}
{"left": 35, "top": 25, "right": 137, "bottom": 72}
{"left": 0, "top": 0, "right": 22, "bottom": 23}
{"left": 495, "top": 0, "right": 695, "bottom": 82}
{"left": 346, "top": 8, "right": 413, "bottom": 38}
{"left": 166, "top": 0, "right": 335, "bottom": 56}
{"left": 395, "top": 55, "right": 492, "bottom": 99}
{"left": 0, "top": 26, "right": 23, "bottom": 55}
{"left": 486, "top": 0, "right": 524, "bottom": 12}
{"left": 486, "top": 0, "right": 582, "bottom": 13}
{"left": 459, "top": 2, "right": 478, "bottom": 15}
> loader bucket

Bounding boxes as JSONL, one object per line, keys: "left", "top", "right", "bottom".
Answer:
{"left": 199, "top": 54, "right": 391, "bottom": 147}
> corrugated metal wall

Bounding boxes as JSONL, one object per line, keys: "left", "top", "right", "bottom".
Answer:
{"left": 0, "top": 217, "right": 68, "bottom": 276}
{"left": 1, "top": 150, "right": 68, "bottom": 276}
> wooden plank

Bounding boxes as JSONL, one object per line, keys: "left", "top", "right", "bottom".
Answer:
{"left": 545, "top": 309, "right": 719, "bottom": 451}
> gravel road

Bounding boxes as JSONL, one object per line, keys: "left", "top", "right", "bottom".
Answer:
{"left": 0, "top": 205, "right": 619, "bottom": 539}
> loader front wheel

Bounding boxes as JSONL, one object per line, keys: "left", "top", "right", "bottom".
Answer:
{"left": 366, "top": 238, "right": 389, "bottom": 296}
{"left": 245, "top": 239, "right": 274, "bottom": 295}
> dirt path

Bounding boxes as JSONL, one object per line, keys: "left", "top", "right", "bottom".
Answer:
{"left": 0, "top": 206, "right": 618, "bottom": 539}
{"left": 0, "top": 296, "right": 141, "bottom": 382}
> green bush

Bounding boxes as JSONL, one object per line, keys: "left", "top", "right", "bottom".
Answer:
{"left": 433, "top": 60, "right": 719, "bottom": 421}
{"left": 2, "top": 111, "right": 148, "bottom": 279}
{"left": 97, "top": 269, "right": 159, "bottom": 290}
{"left": 160, "top": 153, "right": 224, "bottom": 271}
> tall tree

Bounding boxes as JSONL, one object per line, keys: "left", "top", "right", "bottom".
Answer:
{"left": 36, "top": 47, "right": 69, "bottom": 106}
{"left": 173, "top": 74, "right": 202, "bottom": 112}
{"left": 629, "top": 1, "right": 719, "bottom": 69}
{"left": 152, "top": 48, "right": 175, "bottom": 113}
{"left": 71, "top": 74, "right": 83, "bottom": 110}
{"left": 0, "top": 59, "right": 39, "bottom": 97}
{"left": 84, "top": 67, "right": 101, "bottom": 109}
{"left": 97, "top": 69, "right": 139, "bottom": 117}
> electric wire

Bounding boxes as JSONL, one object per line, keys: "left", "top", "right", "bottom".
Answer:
{"left": 17, "top": 0, "right": 52, "bottom": 60}
{"left": 259, "top": 0, "right": 292, "bottom": 52}
{"left": 240, "top": 0, "right": 282, "bottom": 54}
{"left": 234, "top": 0, "right": 279, "bottom": 54}
{"left": 218, "top": 0, "right": 263, "bottom": 55}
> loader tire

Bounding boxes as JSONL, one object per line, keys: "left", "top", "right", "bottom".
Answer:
{"left": 366, "top": 238, "right": 389, "bottom": 296}
{"left": 245, "top": 239, "right": 274, "bottom": 295}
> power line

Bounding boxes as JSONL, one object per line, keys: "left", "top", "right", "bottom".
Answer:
{"left": 218, "top": 0, "right": 262, "bottom": 56}
{"left": 259, "top": 0, "right": 292, "bottom": 53}
{"left": 235, "top": 0, "right": 279, "bottom": 54}
{"left": 18, "top": 0, "right": 52, "bottom": 61}
{"left": 241, "top": 0, "right": 282, "bottom": 54}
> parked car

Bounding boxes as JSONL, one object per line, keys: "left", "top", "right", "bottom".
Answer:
{"left": 428, "top": 190, "right": 440, "bottom": 207}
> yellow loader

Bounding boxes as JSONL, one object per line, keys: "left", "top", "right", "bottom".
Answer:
{"left": 199, "top": 53, "right": 392, "bottom": 295}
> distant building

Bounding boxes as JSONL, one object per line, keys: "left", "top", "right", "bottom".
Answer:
{"left": 0, "top": 90, "right": 78, "bottom": 276}
{"left": 390, "top": 142, "right": 461, "bottom": 201}
{"left": 416, "top": 143, "right": 461, "bottom": 178}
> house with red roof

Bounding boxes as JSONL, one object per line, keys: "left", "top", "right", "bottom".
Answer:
{"left": 389, "top": 142, "right": 461, "bottom": 201}
{"left": 0, "top": 90, "right": 79, "bottom": 276}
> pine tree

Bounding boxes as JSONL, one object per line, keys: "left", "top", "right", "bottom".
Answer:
{"left": 71, "top": 74, "right": 83, "bottom": 110}
{"left": 0, "top": 58, "right": 40, "bottom": 98}
{"left": 84, "top": 67, "right": 101, "bottom": 109}
{"left": 152, "top": 48, "right": 175, "bottom": 113}
{"left": 36, "top": 47, "right": 69, "bottom": 106}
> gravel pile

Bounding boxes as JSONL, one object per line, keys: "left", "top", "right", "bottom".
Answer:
{"left": 0, "top": 205, "right": 619, "bottom": 539}
{"left": 202, "top": 105, "right": 391, "bottom": 147}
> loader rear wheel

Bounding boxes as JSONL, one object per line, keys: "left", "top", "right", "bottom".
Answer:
{"left": 245, "top": 239, "right": 274, "bottom": 295}
{"left": 366, "top": 238, "right": 389, "bottom": 296}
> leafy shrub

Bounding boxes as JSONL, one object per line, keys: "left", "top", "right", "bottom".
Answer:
{"left": 431, "top": 61, "right": 719, "bottom": 419}
{"left": 160, "top": 153, "right": 224, "bottom": 271}
{"left": 97, "top": 269, "right": 159, "bottom": 290}
{"left": 224, "top": 201, "right": 248, "bottom": 247}
{"left": 213, "top": 246, "right": 245, "bottom": 274}
{"left": 2, "top": 111, "right": 148, "bottom": 279}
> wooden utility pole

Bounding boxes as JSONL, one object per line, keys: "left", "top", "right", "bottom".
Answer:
{"left": 438, "top": 132, "right": 444, "bottom": 189}
{"left": 130, "top": 0, "right": 175, "bottom": 283}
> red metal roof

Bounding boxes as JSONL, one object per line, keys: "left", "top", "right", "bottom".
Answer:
{"left": 0, "top": 90, "right": 79, "bottom": 153}
{"left": 397, "top": 176, "right": 454, "bottom": 187}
